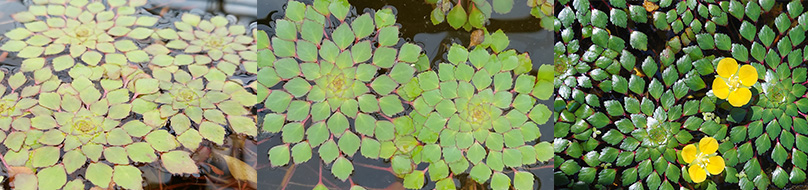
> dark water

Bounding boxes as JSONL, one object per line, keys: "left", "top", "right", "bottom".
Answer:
{"left": 0, "top": 0, "right": 259, "bottom": 189}
{"left": 257, "top": 0, "right": 553, "bottom": 189}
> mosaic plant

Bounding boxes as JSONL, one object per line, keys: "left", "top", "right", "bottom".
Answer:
{"left": 0, "top": 0, "right": 257, "bottom": 189}
{"left": 555, "top": 0, "right": 808, "bottom": 189}
{"left": 528, "top": 0, "right": 554, "bottom": 30}
{"left": 261, "top": 0, "right": 549, "bottom": 189}
{"left": 427, "top": 0, "right": 554, "bottom": 31}
{"left": 388, "top": 36, "right": 551, "bottom": 189}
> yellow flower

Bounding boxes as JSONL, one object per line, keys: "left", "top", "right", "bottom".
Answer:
{"left": 712, "top": 58, "right": 758, "bottom": 107}
{"left": 681, "top": 137, "right": 725, "bottom": 183}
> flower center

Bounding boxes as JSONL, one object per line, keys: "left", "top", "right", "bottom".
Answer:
{"left": 472, "top": 108, "right": 486, "bottom": 122}
{"left": 554, "top": 56, "right": 570, "bottom": 75}
{"left": 648, "top": 127, "right": 667, "bottom": 145}
{"left": 766, "top": 84, "right": 787, "bottom": 105}
{"left": 175, "top": 88, "right": 199, "bottom": 102}
{"left": 643, "top": 118, "right": 670, "bottom": 147}
{"left": 771, "top": 89, "right": 786, "bottom": 103}
{"left": 75, "top": 27, "right": 92, "bottom": 38}
{"left": 329, "top": 74, "right": 349, "bottom": 91}
{"left": 332, "top": 77, "right": 344, "bottom": 89}
{"left": 466, "top": 103, "right": 491, "bottom": 125}
{"left": 691, "top": 152, "right": 714, "bottom": 169}
{"left": 73, "top": 118, "right": 96, "bottom": 133}
{"left": 726, "top": 74, "right": 742, "bottom": 92}
{"left": 207, "top": 38, "right": 225, "bottom": 48}
{"left": 0, "top": 100, "right": 15, "bottom": 116}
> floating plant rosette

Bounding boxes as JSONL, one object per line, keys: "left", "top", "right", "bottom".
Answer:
{"left": 260, "top": 0, "right": 550, "bottom": 189}
{"left": 0, "top": 0, "right": 258, "bottom": 188}
{"left": 555, "top": 0, "right": 808, "bottom": 189}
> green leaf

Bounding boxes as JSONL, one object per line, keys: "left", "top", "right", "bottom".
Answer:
{"left": 403, "top": 171, "right": 425, "bottom": 189}
{"left": 468, "top": 7, "right": 485, "bottom": 28}
{"left": 792, "top": 167, "right": 807, "bottom": 183}
{"left": 126, "top": 142, "right": 157, "bottom": 163}
{"left": 320, "top": 140, "right": 339, "bottom": 164}
{"left": 113, "top": 165, "right": 142, "bottom": 190}
{"left": 630, "top": 31, "right": 648, "bottom": 51}
{"left": 604, "top": 100, "right": 625, "bottom": 117}
{"left": 285, "top": 1, "right": 306, "bottom": 21}
{"left": 511, "top": 171, "right": 534, "bottom": 190}
{"left": 773, "top": 167, "right": 788, "bottom": 188}
{"left": 431, "top": 7, "right": 444, "bottom": 25}
{"left": 37, "top": 165, "right": 66, "bottom": 190}
{"left": 490, "top": 172, "right": 511, "bottom": 189}
{"left": 284, "top": 77, "right": 312, "bottom": 97}
{"left": 329, "top": 0, "right": 350, "bottom": 21}
{"left": 352, "top": 40, "right": 372, "bottom": 63}
{"left": 296, "top": 40, "right": 318, "bottom": 62}
{"left": 493, "top": 0, "right": 513, "bottom": 14}
{"left": 103, "top": 147, "right": 129, "bottom": 165}
{"left": 85, "top": 163, "right": 113, "bottom": 188}
{"left": 161, "top": 151, "right": 199, "bottom": 174}
{"left": 448, "top": 44, "right": 469, "bottom": 65}
{"left": 145, "top": 130, "right": 179, "bottom": 152}
{"left": 535, "top": 142, "right": 553, "bottom": 162}
{"left": 135, "top": 78, "right": 159, "bottom": 94}
{"left": 352, "top": 13, "right": 374, "bottom": 39}
{"left": 288, "top": 142, "right": 312, "bottom": 164}
{"left": 773, "top": 143, "right": 788, "bottom": 166}
{"left": 375, "top": 8, "right": 396, "bottom": 29}
{"left": 447, "top": 4, "right": 467, "bottom": 29}
{"left": 198, "top": 122, "right": 225, "bottom": 145}
{"left": 489, "top": 30, "right": 509, "bottom": 53}
{"left": 32, "top": 146, "right": 59, "bottom": 167}
{"left": 371, "top": 76, "right": 397, "bottom": 95}
{"left": 428, "top": 160, "right": 449, "bottom": 180}
{"left": 377, "top": 26, "right": 399, "bottom": 47}
{"left": 470, "top": 163, "right": 492, "bottom": 183}
{"left": 331, "top": 156, "right": 353, "bottom": 181}
{"left": 760, "top": 25, "right": 775, "bottom": 47}
{"left": 332, "top": 23, "right": 355, "bottom": 50}
{"left": 390, "top": 156, "right": 415, "bottom": 177}
{"left": 360, "top": 138, "right": 381, "bottom": 159}
{"left": 274, "top": 58, "right": 301, "bottom": 79}
{"left": 338, "top": 131, "right": 360, "bottom": 156}
{"left": 795, "top": 150, "right": 808, "bottom": 169}
{"left": 398, "top": 43, "right": 422, "bottom": 63}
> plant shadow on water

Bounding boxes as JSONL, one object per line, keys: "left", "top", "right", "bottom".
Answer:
{"left": 0, "top": 0, "right": 259, "bottom": 189}
{"left": 257, "top": 0, "right": 553, "bottom": 189}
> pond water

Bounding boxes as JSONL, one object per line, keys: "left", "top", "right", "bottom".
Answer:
{"left": 0, "top": 0, "right": 259, "bottom": 189}
{"left": 257, "top": 0, "right": 553, "bottom": 189}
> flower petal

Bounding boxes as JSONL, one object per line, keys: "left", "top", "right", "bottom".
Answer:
{"left": 717, "top": 58, "right": 738, "bottom": 78}
{"left": 689, "top": 164, "right": 707, "bottom": 183}
{"left": 712, "top": 77, "right": 730, "bottom": 100}
{"left": 706, "top": 156, "right": 725, "bottom": 175}
{"left": 738, "top": 65, "right": 758, "bottom": 86}
{"left": 727, "top": 87, "right": 752, "bottom": 107}
{"left": 699, "top": 137, "right": 719, "bottom": 155}
{"left": 682, "top": 144, "right": 698, "bottom": 164}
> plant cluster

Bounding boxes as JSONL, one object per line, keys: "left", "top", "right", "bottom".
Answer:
{"left": 528, "top": 0, "right": 554, "bottom": 30}
{"left": 261, "top": 0, "right": 549, "bottom": 189}
{"left": 426, "top": 0, "right": 554, "bottom": 31}
{"left": 0, "top": 0, "right": 257, "bottom": 189}
{"left": 555, "top": 0, "right": 808, "bottom": 189}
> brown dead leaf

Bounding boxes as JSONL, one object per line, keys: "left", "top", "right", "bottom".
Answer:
{"left": 0, "top": 52, "right": 8, "bottom": 62}
{"left": 7, "top": 166, "right": 33, "bottom": 176}
{"left": 643, "top": 0, "right": 659, "bottom": 12}
{"left": 218, "top": 154, "right": 257, "bottom": 185}
{"left": 383, "top": 181, "right": 406, "bottom": 190}
{"left": 470, "top": 29, "right": 484, "bottom": 47}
